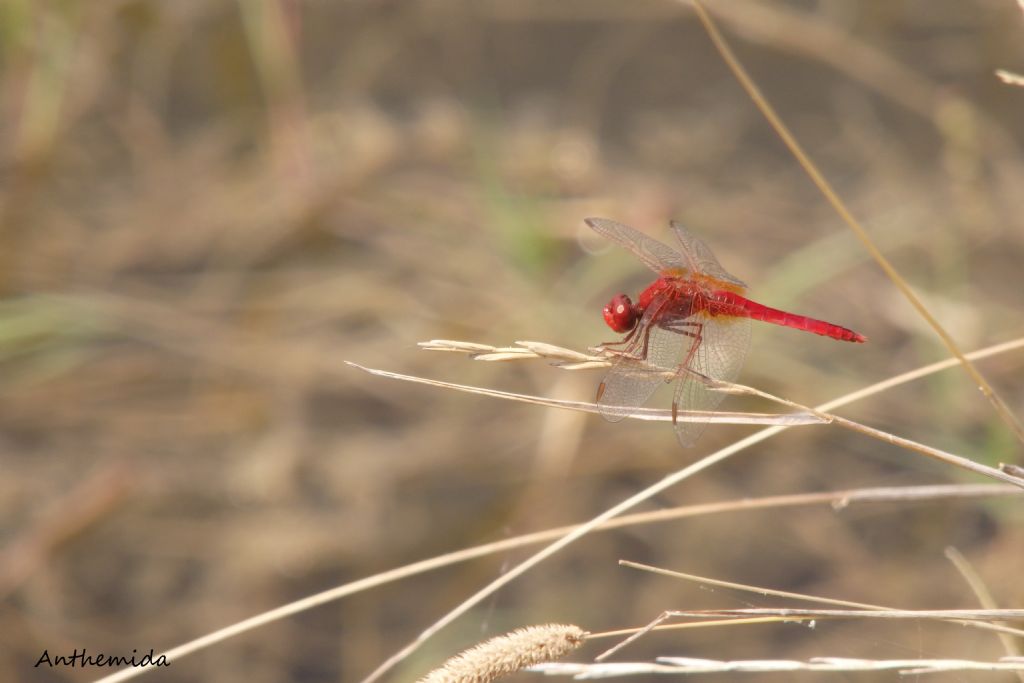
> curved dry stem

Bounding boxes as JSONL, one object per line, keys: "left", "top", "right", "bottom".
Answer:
{"left": 350, "top": 361, "right": 824, "bottom": 427}
{"left": 591, "top": 562, "right": 1024, "bottom": 660}
{"left": 532, "top": 657, "right": 1024, "bottom": 677}
{"left": 709, "top": 378, "right": 1024, "bottom": 488}
{"left": 674, "top": 607, "right": 1024, "bottom": 620}
{"left": 420, "top": 336, "right": 1024, "bottom": 489}
{"left": 687, "top": 0, "right": 1024, "bottom": 445}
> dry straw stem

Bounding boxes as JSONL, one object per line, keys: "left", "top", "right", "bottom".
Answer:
{"left": 416, "top": 624, "right": 586, "bottom": 683}
{"left": 375, "top": 340, "right": 824, "bottom": 427}
{"left": 664, "top": 607, "right": 1024, "bottom": 621}
{"left": 689, "top": 0, "right": 1024, "bottom": 445}
{"left": 705, "top": 0, "right": 1020, "bottom": 149}
{"left": 996, "top": 69, "right": 1024, "bottom": 86}
{"left": 90, "top": 482, "right": 1021, "bottom": 683}
{"left": 709, "top": 375, "right": 1024, "bottom": 488}
{"left": 533, "top": 656, "right": 1024, "bottom": 677}
{"left": 398, "top": 339, "right": 1024, "bottom": 489}
{"left": 593, "top": 561, "right": 1024, "bottom": 661}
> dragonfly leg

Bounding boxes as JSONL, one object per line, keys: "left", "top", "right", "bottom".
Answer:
{"left": 619, "top": 299, "right": 676, "bottom": 361}
{"left": 598, "top": 323, "right": 641, "bottom": 354}
{"left": 666, "top": 321, "right": 716, "bottom": 384}
{"left": 673, "top": 321, "right": 703, "bottom": 377}
{"left": 663, "top": 320, "right": 706, "bottom": 425}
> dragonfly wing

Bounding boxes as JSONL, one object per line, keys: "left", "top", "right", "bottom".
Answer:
{"left": 669, "top": 312, "right": 752, "bottom": 447}
{"left": 597, "top": 296, "right": 693, "bottom": 422}
{"left": 586, "top": 217, "right": 688, "bottom": 275}
{"left": 597, "top": 356, "right": 665, "bottom": 423}
{"left": 668, "top": 220, "right": 747, "bottom": 289}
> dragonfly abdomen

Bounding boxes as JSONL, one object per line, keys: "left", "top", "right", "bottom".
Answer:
{"left": 719, "top": 291, "right": 866, "bottom": 343}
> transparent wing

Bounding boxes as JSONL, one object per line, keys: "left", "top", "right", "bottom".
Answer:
{"left": 668, "top": 220, "right": 747, "bottom": 289}
{"left": 668, "top": 311, "right": 752, "bottom": 447}
{"left": 585, "top": 217, "right": 688, "bottom": 275}
{"left": 597, "top": 296, "right": 695, "bottom": 422}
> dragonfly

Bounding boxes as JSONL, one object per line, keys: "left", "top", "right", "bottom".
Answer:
{"left": 585, "top": 217, "right": 866, "bottom": 447}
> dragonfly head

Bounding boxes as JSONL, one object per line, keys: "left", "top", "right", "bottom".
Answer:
{"left": 603, "top": 294, "right": 638, "bottom": 333}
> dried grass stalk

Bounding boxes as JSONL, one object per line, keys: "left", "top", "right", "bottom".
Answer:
{"left": 996, "top": 69, "right": 1024, "bottom": 86}
{"left": 417, "top": 624, "right": 586, "bottom": 683}
{"left": 533, "top": 656, "right": 1024, "bottom": 676}
{"left": 418, "top": 339, "right": 609, "bottom": 369}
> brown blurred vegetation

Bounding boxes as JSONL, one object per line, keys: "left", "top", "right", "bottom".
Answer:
{"left": 1, "top": 1, "right": 1023, "bottom": 681}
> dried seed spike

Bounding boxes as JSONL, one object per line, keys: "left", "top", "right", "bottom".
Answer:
{"left": 417, "top": 624, "right": 586, "bottom": 683}
{"left": 472, "top": 352, "right": 537, "bottom": 362}
{"left": 418, "top": 340, "right": 498, "bottom": 353}
{"left": 557, "top": 360, "right": 612, "bottom": 371}
{"left": 515, "top": 341, "right": 597, "bottom": 363}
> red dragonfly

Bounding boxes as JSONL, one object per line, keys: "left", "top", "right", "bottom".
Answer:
{"left": 586, "top": 217, "right": 866, "bottom": 447}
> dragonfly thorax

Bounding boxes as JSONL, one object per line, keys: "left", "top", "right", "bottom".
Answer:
{"left": 602, "top": 294, "right": 639, "bottom": 333}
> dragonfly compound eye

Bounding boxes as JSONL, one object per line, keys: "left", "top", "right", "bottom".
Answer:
{"left": 603, "top": 294, "right": 637, "bottom": 333}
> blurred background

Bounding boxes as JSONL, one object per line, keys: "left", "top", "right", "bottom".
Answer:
{"left": 2, "top": 1, "right": 1023, "bottom": 681}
